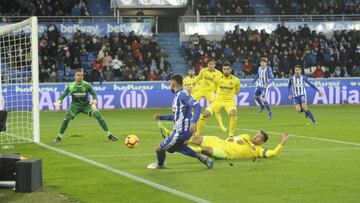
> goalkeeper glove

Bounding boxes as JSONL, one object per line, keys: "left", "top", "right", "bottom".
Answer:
{"left": 53, "top": 100, "right": 61, "bottom": 107}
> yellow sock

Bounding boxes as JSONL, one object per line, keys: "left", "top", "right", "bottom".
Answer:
{"left": 214, "top": 111, "right": 226, "bottom": 131}
{"left": 189, "top": 146, "right": 202, "bottom": 153}
{"left": 196, "top": 115, "right": 207, "bottom": 136}
{"left": 229, "top": 116, "right": 237, "bottom": 137}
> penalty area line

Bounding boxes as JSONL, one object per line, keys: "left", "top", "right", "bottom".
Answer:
{"left": 36, "top": 142, "right": 211, "bottom": 203}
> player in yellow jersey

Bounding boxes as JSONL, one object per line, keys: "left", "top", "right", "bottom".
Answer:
{"left": 183, "top": 67, "right": 197, "bottom": 94}
{"left": 188, "top": 131, "right": 289, "bottom": 160}
{"left": 195, "top": 62, "right": 240, "bottom": 137}
{"left": 191, "top": 59, "right": 226, "bottom": 132}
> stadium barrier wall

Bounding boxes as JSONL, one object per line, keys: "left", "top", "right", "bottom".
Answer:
{"left": 1, "top": 78, "right": 359, "bottom": 111}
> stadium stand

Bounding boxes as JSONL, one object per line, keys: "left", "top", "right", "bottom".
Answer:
{"left": 0, "top": 0, "right": 89, "bottom": 20}
{"left": 184, "top": 24, "right": 360, "bottom": 78}
{"left": 196, "top": 0, "right": 255, "bottom": 15}
{"left": 268, "top": 0, "right": 360, "bottom": 15}
{"left": 38, "top": 26, "right": 172, "bottom": 82}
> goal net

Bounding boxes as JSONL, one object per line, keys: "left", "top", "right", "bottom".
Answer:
{"left": 0, "top": 17, "right": 39, "bottom": 144}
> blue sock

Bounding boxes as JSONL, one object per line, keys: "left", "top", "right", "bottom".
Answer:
{"left": 156, "top": 151, "right": 166, "bottom": 166}
{"left": 178, "top": 145, "right": 201, "bottom": 160}
{"left": 255, "top": 98, "right": 264, "bottom": 107}
{"left": 305, "top": 110, "right": 316, "bottom": 122}
{"left": 263, "top": 101, "right": 271, "bottom": 112}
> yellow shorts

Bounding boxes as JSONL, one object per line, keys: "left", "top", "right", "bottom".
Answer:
{"left": 191, "top": 90, "right": 215, "bottom": 103}
{"left": 202, "top": 136, "right": 231, "bottom": 158}
{"left": 206, "top": 100, "right": 236, "bottom": 114}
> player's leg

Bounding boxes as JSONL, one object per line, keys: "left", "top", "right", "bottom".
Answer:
{"left": 254, "top": 87, "right": 265, "bottom": 112}
{"left": 54, "top": 104, "right": 80, "bottom": 142}
{"left": 301, "top": 102, "right": 317, "bottom": 124}
{"left": 196, "top": 101, "right": 222, "bottom": 136}
{"left": 206, "top": 93, "right": 226, "bottom": 132}
{"left": 261, "top": 87, "right": 272, "bottom": 120}
{"left": 201, "top": 147, "right": 227, "bottom": 159}
{"left": 86, "top": 105, "right": 118, "bottom": 141}
{"left": 148, "top": 130, "right": 179, "bottom": 169}
{"left": 158, "top": 122, "right": 172, "bottom": 138}
{"left": 227, "top": 108, "right": 237, "bottom": 137}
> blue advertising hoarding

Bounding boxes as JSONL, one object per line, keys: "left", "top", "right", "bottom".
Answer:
{"left": 1, "top": 78, "right": 359, "bottom": 111}
{"left": 38, "top": 22, "right": 153, "bottom": 36}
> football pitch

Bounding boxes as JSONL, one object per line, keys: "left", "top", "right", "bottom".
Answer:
{"left": 1, "top": 105, "right": 360, "bottom": 203}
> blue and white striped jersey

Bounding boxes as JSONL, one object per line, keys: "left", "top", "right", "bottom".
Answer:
{"left": 288, "top": 75, "right": 319, "bottom": 97}
{"left": 252, "top": 66, "right": 275, "bottom": 88}
{"left": 160, "top": 89, "right": 201, "bottom": 133}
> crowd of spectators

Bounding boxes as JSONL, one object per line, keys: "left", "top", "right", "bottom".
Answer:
{"left": 196, "top": 0, "right": 254, "bottom": 15}
{"left": 268, "top": 0, "right": 360, "bottom": 15}
{"left": 38, "top": 25, "right": 172, "bottom": 83}
{"left": 0, "top": 0, "right": 89, "bottom": 22}
{"left": 185, "top": 24, "right": 360, "bottom": 78}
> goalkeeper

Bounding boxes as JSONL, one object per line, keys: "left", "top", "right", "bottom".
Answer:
{"left": 53, "top": 69, "right": 118, "bottom": 143}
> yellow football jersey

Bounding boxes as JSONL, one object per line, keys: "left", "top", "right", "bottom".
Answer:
{"left": 215, "top": 75, "right": 240, "bottom": 102}
{"left": 227, "top": 134, "right": 283, "bottom": 159}
{"left": 183, "top": 76, "right": 197, "bottom": 93}
{"left": 195, "top": 67, "right": 223, "bottom": 92}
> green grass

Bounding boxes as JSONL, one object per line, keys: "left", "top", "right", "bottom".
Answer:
{"left": 1, "top": 105, "right": 360, "bottom": 203}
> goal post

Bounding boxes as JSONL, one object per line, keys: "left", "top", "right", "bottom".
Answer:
{"left": 0, "top": 17, "right": 40, "bottom": 144}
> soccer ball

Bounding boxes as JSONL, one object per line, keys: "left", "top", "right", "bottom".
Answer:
{"left": 124, "top": 135, "right": 139, "bottom": 148}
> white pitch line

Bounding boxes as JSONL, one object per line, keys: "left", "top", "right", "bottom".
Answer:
{"left": 37, "top": 142, "right": 210, "bottom": 203}
{"left": 206, "top": 125, "right": 360, "bottom": 146}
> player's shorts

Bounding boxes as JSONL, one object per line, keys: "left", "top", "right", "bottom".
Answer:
{"left": 206, "top": 100, "right": 236, "bottom": 114}
{"left": 254, "top": 87, "right": 268, "bottom": 98}
{"left": 202, "top": 136, "right": 231, "bottom": 159}
{"left": 191, "top": 90, "right": 215, "bottom": 103}
{"left": 67, "top": 103, "right": 93, "bottom": 119}
{"left": 160, "top": 130, "right": 192, "bottom": 153}
{"left": 293, "top": 95, "right": 307, "bottom": 105}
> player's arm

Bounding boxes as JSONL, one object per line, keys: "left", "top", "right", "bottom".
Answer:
{"left": 304, "top": 77, "right": 323, "bottom": 96}
{"left": 251, "top": 72, "right": 259, "bottom": 85}
{"left": 88, "top": 84, "right": 98, "bottom": 104}
{"left": 227, "top": 136, "right": 245, "bottom": 144}
{"left": 259, "top": 132, "right": 289, "bottom": 158}
{"left": 267, "top": 68, "right": 275, "bottom": 87}
{"left": 234, "top": 79, "right": 240, "bottom": 95}
{"left": 194, "top": 69, "right": 204, "bottom": 84}
{"left": 288, "top": 78, "right": 293, "bottom": 99}
{"left": 54, "top": 86, "right": 70, "bottom": 106}
{"left": 180, "top": 92, "right": 201, "bottom": 133}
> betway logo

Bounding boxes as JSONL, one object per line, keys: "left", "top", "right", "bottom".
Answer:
{"left": 60, "top": 24, "right": 99, "bottom": 33}
{"left": 113, "top": 84, "right": 154, "bottom": 91}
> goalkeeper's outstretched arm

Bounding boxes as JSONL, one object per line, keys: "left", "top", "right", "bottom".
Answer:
{"left": 54, "top": 86, "right": 70, "bottom": 106}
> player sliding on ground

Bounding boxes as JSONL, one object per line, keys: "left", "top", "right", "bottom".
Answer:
{"left": 53, "top": 69, "right": 118, "bottom": 143}
{"left": 192, "top": 59, "right": 227, "bottom": 132}
{"left": 251, "top": 57, "right": 274, "bottom": 120}
{"left": 148, "top": 74, "right": 213, "bottom": 169}
{"left": 195, "top": 62, "right": 240, "bottom": 137}
{"left": 158, "top": 125, "right": 288, "bottom": 160}
{"left": 288, "top": 65, "right": 324, "bottom": 125}
{"left": 189, "top": 131, "right": 289, "bottom": 160}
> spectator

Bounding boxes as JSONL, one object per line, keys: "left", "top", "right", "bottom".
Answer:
{"left": 39, "top": 68, "right": 49, "bottom": 82}
{"left": 147, "top": 70, "right": 160, "bottom": 81}
{"left": 243, "top": 59, "right": 253, "bottom": 76}
{"left": 313, "top": 65, "right": 325, "bottom": 78}
{"left": 103, "top": 67, "right": 114, "bottom": 82}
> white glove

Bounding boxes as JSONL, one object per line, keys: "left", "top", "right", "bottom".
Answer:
{"left": 53, "top": 100, "right": 62, "bottom": 107}
{"left": 91, "top": 100, "right": 97, "bottom": 111}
